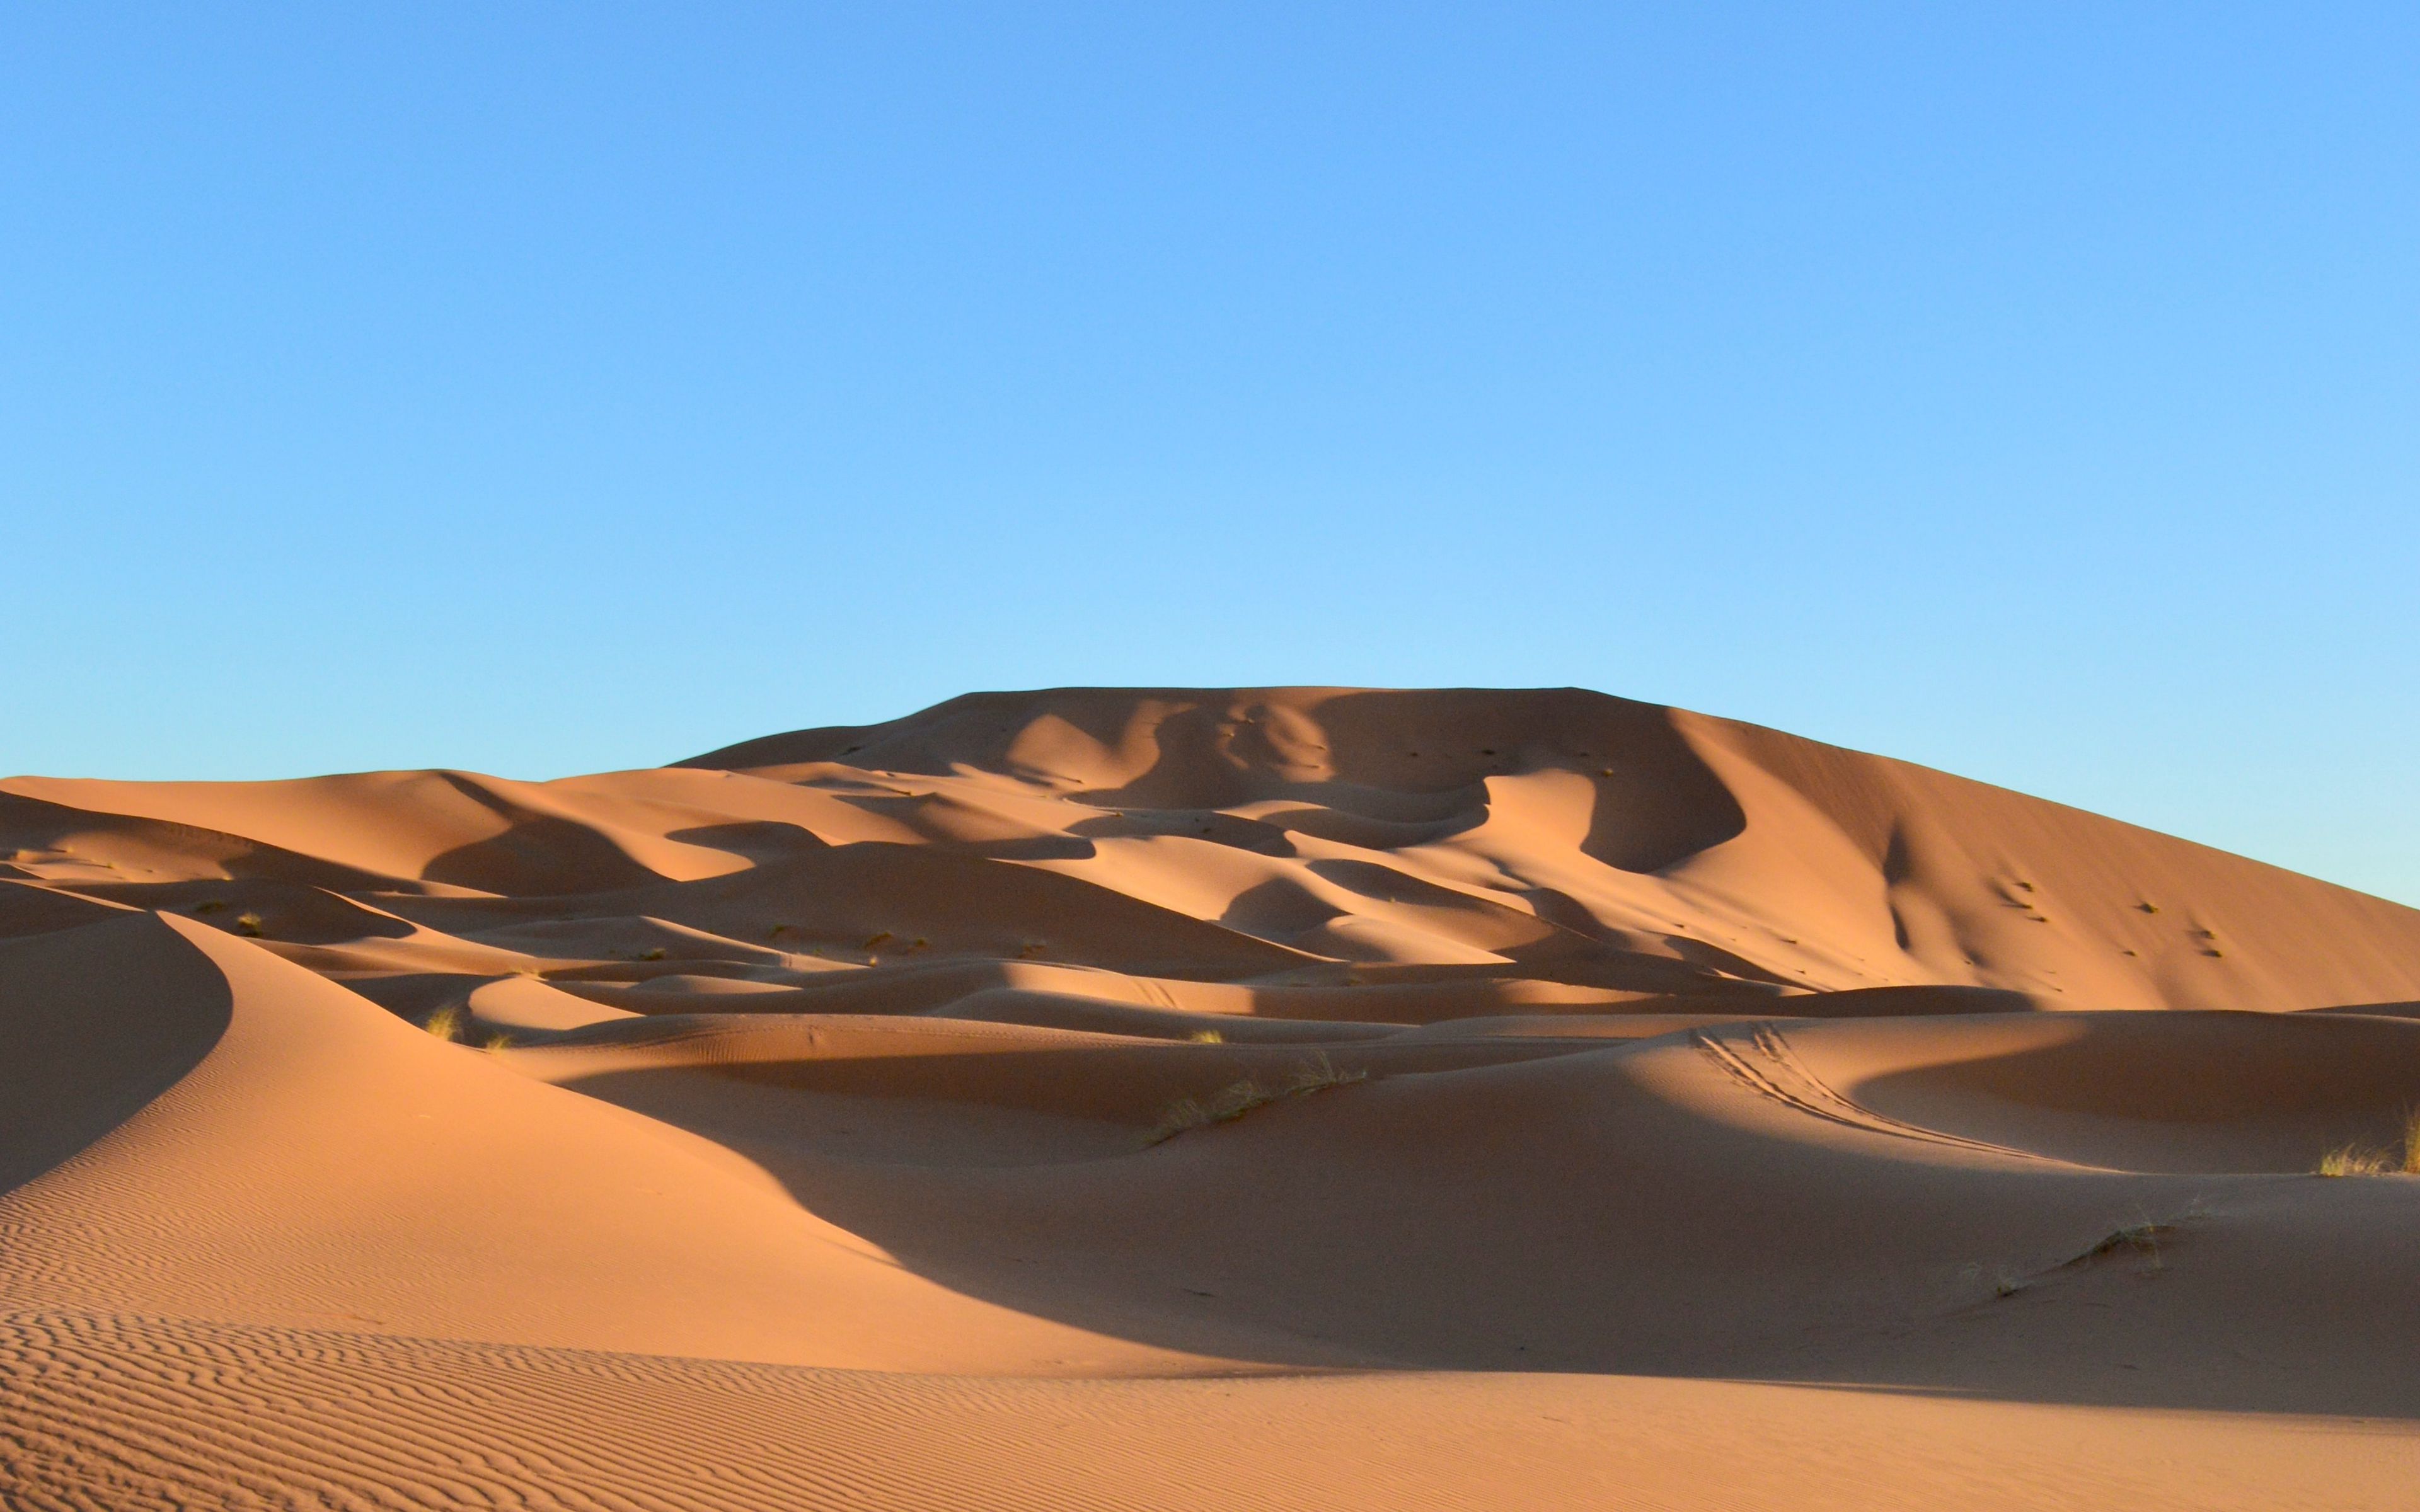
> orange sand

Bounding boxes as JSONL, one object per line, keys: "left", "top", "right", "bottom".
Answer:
{"left": 4, "top": 687, "right": 2417, "bottom": 1508}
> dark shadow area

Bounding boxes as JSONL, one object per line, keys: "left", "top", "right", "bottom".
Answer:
{"left": 0, "top": 914, "right": 233, "bottom": 1195}
{"left": 871, "top": 987, "right": 1396, "bottom": 1045}
{"left": 63, "top": 878, "right": 418, "bottom": 946}
{"left": 1772, "top": 985, "right": 2040, "bottom": 1018}
{"left": 2313, "top": 999, "right": 2420, "bottom": 1019}
{"left": 1306, "top": 857, "right": 1525, "bottom": 915}
{"left": 336, "top": 970, "right": 490, "bottom": 1022}
{"left": 0, "top": 879, "right": 135, "bottom": 939}
{"left": 833, "top": 794, "right": 1100, "bottom": 860}
{"left": 537, "top": 1020, "right": 2420, "bottom": 1421}
{"left": 1846, "top": 1009, "right": 2420, "bottom": 1173}
{"left": 664, "top": 820, "right": 829, "bottom": 863}
{"left": 548, "top": 1030, "right": 1579, "bottom": 1124}
{"left": 1069, "top": 808, "right": 1294, "bottom": 856}
{"left": 419, "top": 772, "right": 666, "bottom": 896}
{"left": 1217, "top": 875, "right": 1345, "bottom": 942}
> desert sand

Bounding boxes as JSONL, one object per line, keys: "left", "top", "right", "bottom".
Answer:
{"left": 4, "top": 686, "right": 2418, "bottom": 1509}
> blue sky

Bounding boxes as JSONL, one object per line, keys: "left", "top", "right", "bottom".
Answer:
{"left": 4, "top": 4, "right": 2414, "bottom": 903}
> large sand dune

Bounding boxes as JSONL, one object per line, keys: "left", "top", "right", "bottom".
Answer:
{"left": 5, "top": 687, "right": 2418, "bottom": 1508}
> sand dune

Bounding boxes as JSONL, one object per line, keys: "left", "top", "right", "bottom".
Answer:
{"left": 5, "top": 687, "right": 2419, "bottom": 1507}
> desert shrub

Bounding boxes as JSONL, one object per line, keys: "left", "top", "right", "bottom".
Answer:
{"left": 1144, "top": 1054, "right": 1366, "bottom": 1146}
{"left": 2079, "top": 1222, "right": 2171, "bottom": 1259}
{"left": 2319, "top": 1145, "right": 2392, "bottom": 1177}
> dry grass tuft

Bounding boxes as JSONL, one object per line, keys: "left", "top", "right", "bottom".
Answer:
{"left": 233, "top": 912, "right": 265, "bottom": 937}
{"left": 2315, "top": 1118, "right": 2420, "bottom": 1177}
{"left": 2053, "top": 1218, "right": 2178, "bottom": 1276}
{"left": 1144, "top": 1054, "right": 1367, "bottom": 1146}
{"left": 2319, "top": 1145, "right": 2394, "bottom": 1177}
{"left": 638, "top": 947, "right": 666, "bottom": 961}
{"left": 1982, "top": 1202, "right": 2210, "bottom": 1300}
{"left": 481, "top": 1033, "right": 513, "bottom": 1053}
{"left": 424, "top": 1007, "right": 464, "bottom": 1043}
{"left": 1187, "top": 1028, "right": 1225, "bottom": 1044}
{"left": 2079, "top": 1222, "right": 2172, "bottom": 1261}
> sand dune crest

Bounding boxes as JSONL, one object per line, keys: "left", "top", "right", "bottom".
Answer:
{"left": 6, "top": 687, "right": 2419, "bottom": 1507}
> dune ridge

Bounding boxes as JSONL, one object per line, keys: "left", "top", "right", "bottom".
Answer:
{"left": 5, "top": 687, "right": 2419, "bottom": 1508}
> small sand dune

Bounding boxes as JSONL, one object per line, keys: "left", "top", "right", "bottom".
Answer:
{"left": 4, "top": 687, "right": 2418, "bottom": 1508}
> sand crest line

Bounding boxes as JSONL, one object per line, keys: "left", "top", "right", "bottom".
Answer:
{"left": 6, "top": 687, "right": 2420, "bottom": 1508}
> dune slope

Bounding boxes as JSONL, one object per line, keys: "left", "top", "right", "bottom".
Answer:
{"left": 5, "top": 686, "right": 2419, "bottom": 1508}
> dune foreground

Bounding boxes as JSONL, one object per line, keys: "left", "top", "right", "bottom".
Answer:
{"left": 5, "top": 687, "right": 2419, "bottom": 1509}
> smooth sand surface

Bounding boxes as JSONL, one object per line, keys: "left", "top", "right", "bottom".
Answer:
{"left": 5, "top": 687, "right": 2419, "bottom": 1508}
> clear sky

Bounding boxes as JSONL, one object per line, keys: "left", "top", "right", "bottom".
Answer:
{"left": 4, "top": 4, "right": 2414, "bottom": 904}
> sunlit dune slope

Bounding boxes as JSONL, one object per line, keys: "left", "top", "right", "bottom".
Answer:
{"left": 5, "top": 686, "right": 2419, "bottom": 1509}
